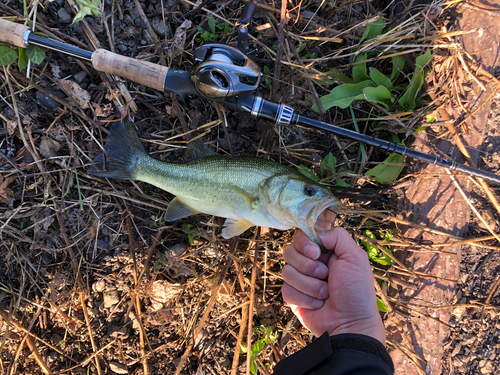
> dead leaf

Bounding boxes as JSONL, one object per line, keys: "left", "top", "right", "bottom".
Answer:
{"left": 168, "top": 19, "right": 192, "bottom": 60}
{"left": 148, "top": 280, "right": 182, "bottom": 311}
{"left": 94, "top": 103, "right": 113, "bottom": 118}
{"left": 6, "top": 120, "right": 16, "bottom": 135}
{"left": 0, "top": 175, "right": 15, "bottom": 206}
{"left": 57, "top": 79, "right": 91, "bottom": 109}
{"left": 39, "top": 136, "right": 61, "bottom": 158}
{"left": 22, "top": 114, "right": 32, "bottom": 125}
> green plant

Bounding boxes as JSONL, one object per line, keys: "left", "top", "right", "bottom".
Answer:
{"left": 181, "top": 223, "right": 198, "bottom": 245}
{"left": 240, "top": 325, "right": 277, "bottom": 374}
{"left": 195, "top": 15, "right": 232, "bottom": 43}
{"left": 312, "top": 19, "right": 432, "bottom": 112}
{"left": 73, "top": 0, "right": 102, "bottom": 24}
{"left": 297, "top": 151, "right": 352, "bottom": 187}
{"left": 359, "top": 228, "right": 395, "bottom": 266}
{"left": 263, "top": 66, "right": 272, "bottom": 86}
{"left": 153, "top": 252, "right": 167, "bottom": 271}
{"left": 151, "top": 214, "right": 166, "bottom": 227}
{"left": 0, "top": 38, "right": 46, "bottom": 69}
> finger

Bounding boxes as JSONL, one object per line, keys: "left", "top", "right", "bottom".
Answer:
{"left": 319, "top": 227, "right": 369, "bottom": 263}
{"left": 292, "top": 230, "right": 322, "bottom": 260}
{"left": 282, "top": 265, "right": 329, "bottom": 300}
{"left": 282, "top": 284, "right": 325, "bottom": 310}
{"left": 283, "top": 245, "right": 329, "bottom": 279}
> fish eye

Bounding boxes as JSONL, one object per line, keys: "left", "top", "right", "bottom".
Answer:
{"left": 305, "top": 186, "right": 316, "bottom": 197}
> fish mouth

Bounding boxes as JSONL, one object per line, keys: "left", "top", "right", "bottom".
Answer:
{"left": 298, "top": 198, "right": 341, "bottom": 252}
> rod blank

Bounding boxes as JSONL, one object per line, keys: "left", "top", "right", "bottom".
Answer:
{"left": 293, "top": 114, "right": 500, "bottom": 184}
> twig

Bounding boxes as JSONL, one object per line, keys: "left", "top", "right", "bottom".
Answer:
{"left": 125, "top": 209, "right": 150, "bottom": 375}
{"left": 231, "top": 301, "right": 249, "bottom": 375}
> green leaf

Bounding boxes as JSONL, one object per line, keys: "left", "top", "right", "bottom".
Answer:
{"left": 363, "top": 86, "right": 393, "bottom": 109}
{"left": 298, "top": 43, "right": 307, "bottom": 53}
{"left": 26, "top": 44, "right": 46, "bottom": 65}
{"left": 334, "top": 178, "right": 351, "bottom": 187}
{"left": 208, "top": 16, "right": 216, "bottom": 34}
{"left": 0, "top": 47, "right": 18, "bottom": 66}
{"left": 352, "top": 53, "right": 369, "bottom": 83}
{"left": 17, "top": 47, "right": 28, "bottom": 71}
{"left": 414, "top": 125, "right": 429, "bottom": 133}
{"left": 360, "top": 18, "right": 386, "bottom": 43}
{"left": 425, "top": 115, "right": 436, "bottom": 123}
{"left": 297, "top": 165, "right": 319, "bottom": 182}
{"left": 361, "top": 230, "right": 394, "bottom": 266}
{"left": 361, "top": 230, "right": 379, "bottom": 260}
{"left": 398, "top": 49, "right": 432, "bottom": 110}
{"left": 250, "top": 361, "right": 258, "bottom": 375}
{"left": 320, "top": 152, "right": 337, "bottom": 178}
{"left": 313, "top": 80, "right": 376, "bottom": 111}
{"left": 369, "top": 67, "right": 393, "bottom": 90}
{"left": 382, "top": 230, "right": 394, "bottom": 242}
{"left": 323, "top": 69, "right": 353, "bottom": 84}
{"left": 390, "top": 55, "right": 406, "bottom": 82}
{"left": 365, "top": 152, "right": 404, "bottom": 184}
{"left": 377, "top": 296, "right": 388, "bottom": 312}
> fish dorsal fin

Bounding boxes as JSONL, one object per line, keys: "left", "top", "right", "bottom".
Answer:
{"left": 221, "top": 218, "right": 254, "bottom": 239}
{"left": 164, "top": 197, "right": 200, "bottom": 221}
{"left": 186, "top": 139, "right": 217, "bottom": 161}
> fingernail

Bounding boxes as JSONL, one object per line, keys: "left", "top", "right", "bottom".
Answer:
{"left": 314, "top": 265, "right": 327, "bottom": 279}
{"left": 304, "top": 245, "right": 319, "bottom": 259}
{"left": 312, "top": 299, "right": 324, "bottom": 309}
{"left": 319, "top": 285, "right": 328, "bottom": 299}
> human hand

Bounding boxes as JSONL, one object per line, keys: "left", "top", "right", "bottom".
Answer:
{"left": 281, "top": 228, "right": 386, "bottom": 345}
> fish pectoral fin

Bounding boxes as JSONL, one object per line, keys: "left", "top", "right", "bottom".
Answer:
{"left": 164, "top": 197, "right": 200, "bottom": 221}
{"left": 231, "top": 186, "right": 260, "bottom": 209}
{"left": 221, "top": 218, "right": 254, "bottom": 239}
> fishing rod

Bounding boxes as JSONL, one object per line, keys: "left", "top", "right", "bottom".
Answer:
{"left": 0, "top": 8, "right": 499, "bottom": 184}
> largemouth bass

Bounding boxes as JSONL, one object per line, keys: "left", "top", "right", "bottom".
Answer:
{"left": 88, "top": 120, "right": 342, "bottom": 250}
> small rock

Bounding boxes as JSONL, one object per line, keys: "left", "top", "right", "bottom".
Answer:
{"left": 480, "top": 360, "right": 493, "bottom": 374}
{"left": 91, "top": 238, "right": 109, "bottom": 250}
{"left": 152, "top": 18, "right": 165, "bottom": 36}
{"left": 117, "top": 44, "right": 128, "bottom": 53}
{"left": 73, "top": 71, "right": 87, "bottom": 84}
{"left": 170, "top": 243, "right": 187, "bottom": 256}
{"left": 57, "top": 8, "right": 72, "bottom": 24}
{"left": 47, "top": 351, "right": 58, "bottom": 363}
{"left": 2, "top": 107, "right": 16, "bottom": 119}
{"left": 36, "top": 89, "right": 65, "bottom": 111}
{"left": 109, "top": 361, "right": 128, "bottom": 374}
{"left": 41, "top": 254, "right": 52, "bottom": 265}
{"left": 104, "top": 289, "right": 120, "bottom": 308}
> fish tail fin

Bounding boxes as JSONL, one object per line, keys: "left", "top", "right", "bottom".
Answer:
{"left": 88, "top": 119, "right": 147, "bottom": 179}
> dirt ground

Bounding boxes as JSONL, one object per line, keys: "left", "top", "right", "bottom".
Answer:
{"left": 1, "top": 0, "right": 500, "bottom": 374}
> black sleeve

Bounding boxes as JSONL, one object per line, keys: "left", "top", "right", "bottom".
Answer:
{"left": 273, "top": 332, "right": 394, "bottom": 375}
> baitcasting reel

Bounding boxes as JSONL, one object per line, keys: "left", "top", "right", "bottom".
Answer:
{"left": 190, "top": 43, "right": 261, "bottom": 100}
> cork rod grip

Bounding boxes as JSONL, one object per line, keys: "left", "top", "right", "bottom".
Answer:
{"left": 92, "top": 49, "right": 169, "bottom": 92}
{"left": 0, "top": 18, "right": 30, "bottom": 48}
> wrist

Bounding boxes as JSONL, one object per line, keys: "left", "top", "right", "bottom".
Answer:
{"left": 329, "top": 316, "right": 386, "bottom": 345}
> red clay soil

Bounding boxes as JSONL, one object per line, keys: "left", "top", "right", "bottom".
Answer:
{"left": 386, "top": 3, "right": 500, "bottom": 374}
